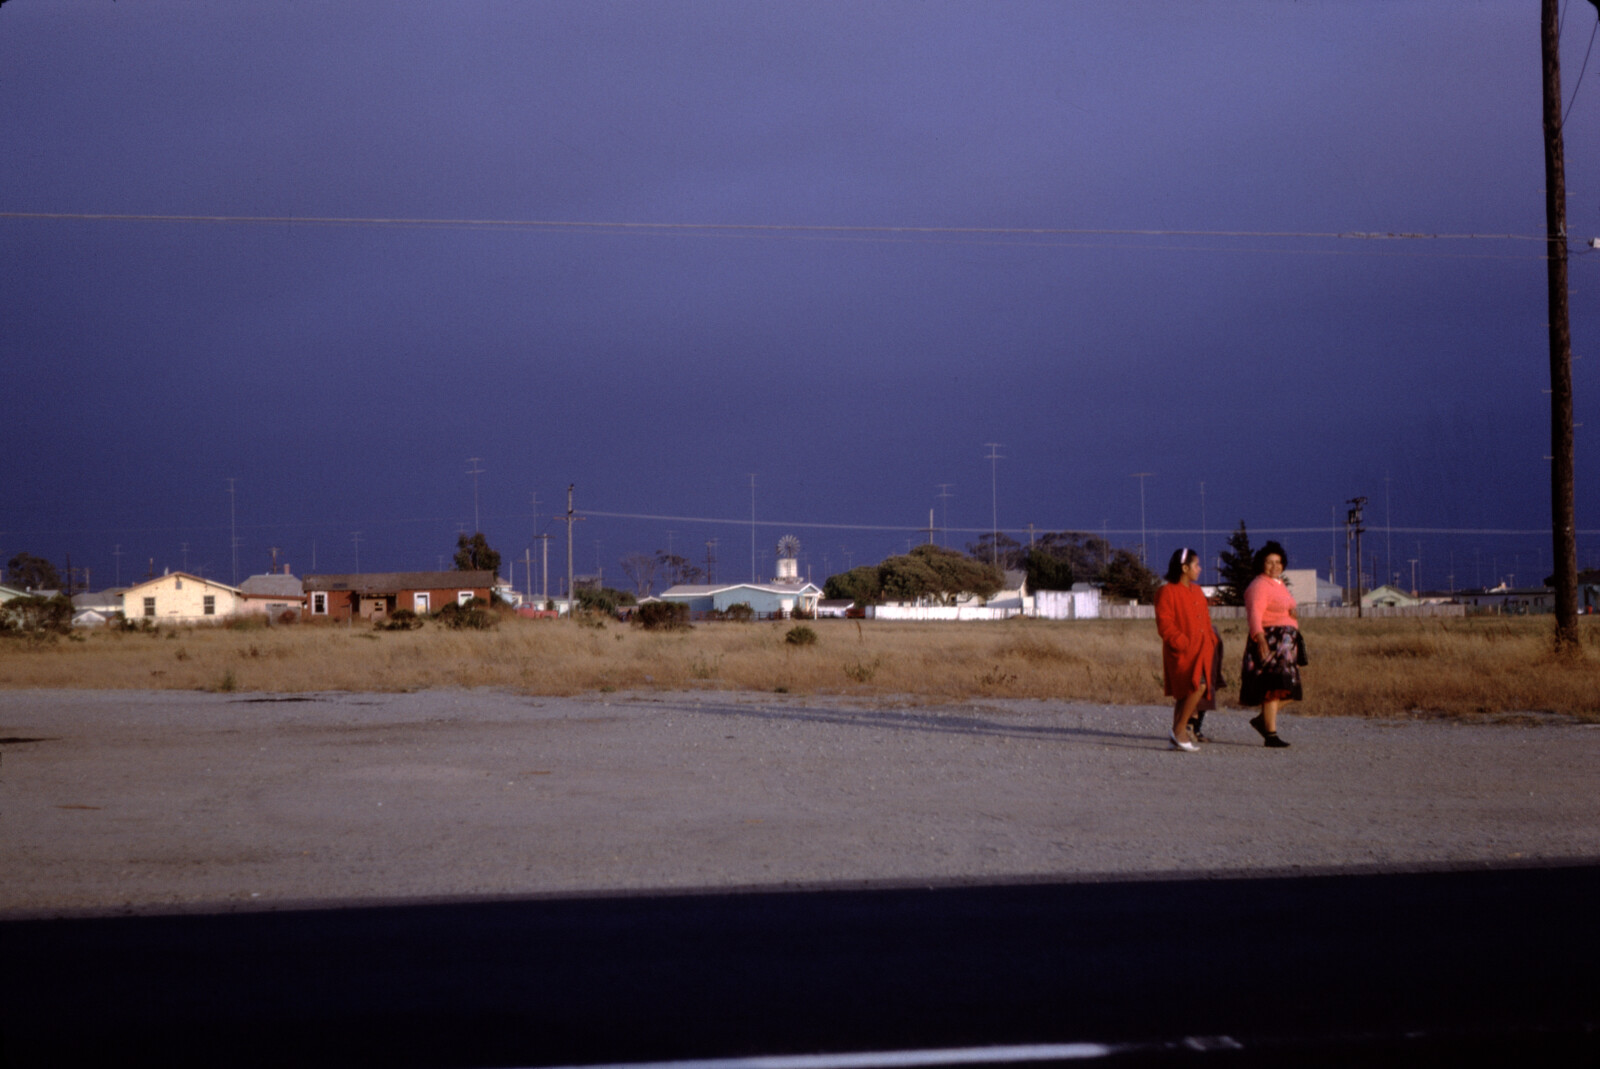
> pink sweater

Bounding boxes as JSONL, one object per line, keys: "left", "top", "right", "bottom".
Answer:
{"left": 1245, "top": 574, "right": 1297, "bottom": 636}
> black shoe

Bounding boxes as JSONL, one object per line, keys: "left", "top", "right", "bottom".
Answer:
{"left": 1263, "top": 732, "right": 1291, "bottom": 749}
{"left": 1248, "top": 713, "right": 1269, "bottom": 740}
{"left": 1191, "top": 713, "right": 1208, "bottom": 743}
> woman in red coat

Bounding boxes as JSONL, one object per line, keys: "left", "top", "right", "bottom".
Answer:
{"left": 1154, "top": 547, "right": 1217, "bottom": 752}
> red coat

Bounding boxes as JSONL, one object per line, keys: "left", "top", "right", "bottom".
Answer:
{"left": 1154, "top": 581, "right": 1217, "bottom": 700}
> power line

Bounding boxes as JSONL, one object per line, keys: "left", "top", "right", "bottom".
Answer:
{"left": 0, "top": 211, "right": 1554, "bottom": 245}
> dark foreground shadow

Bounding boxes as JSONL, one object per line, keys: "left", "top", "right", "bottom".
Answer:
{"left": 2, "top": 864, "right": 1596, "bottom": 1068}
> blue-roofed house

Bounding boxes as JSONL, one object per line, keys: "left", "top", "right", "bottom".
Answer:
{"left": 657, "top": 581, "right": 822, "bottom": 618}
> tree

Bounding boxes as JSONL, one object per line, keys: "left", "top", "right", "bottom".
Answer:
{"left": 6, "top": 552, "right": 61, "bottom": 591}
{"left": 965, "top": 532, "right": 1024, "bottom": 570}
{"left": 654, "top": 551, "right": 705, "bottom": 587}
{"left": 823, "top": 565, "right": 882, "bottom": 605}
{"left": 1024, "top": 547, "right": 1075, "bottom": 592}
{"left": 879, "top": 544, "right": 1003, "bottom": 605}
{"left": 620, "top": 553, "right": 659, "bottom": 598}
{"left": 1215, "top": 521, "right": 1255, "bottom": 607}
{"left": 453, "top": 532, "right": 501, "bottom": 575}
{"left": 1033, "top": 531, "right": 1113, "bottom": 579}
{"left": 1098, "top": 549, "right": 1160, "bottom": 604}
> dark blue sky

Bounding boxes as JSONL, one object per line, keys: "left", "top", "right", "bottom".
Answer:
{"left": 4, "top": 2, "right": 1598, "bottom": 595}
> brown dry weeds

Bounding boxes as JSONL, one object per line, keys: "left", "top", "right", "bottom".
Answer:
{"left": 3, "top": 614, "right": 1598, "bottom": 720}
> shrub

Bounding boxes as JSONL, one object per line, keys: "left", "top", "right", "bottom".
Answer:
{"left": 434, "top": 599, "right": 497, "bottom": 631}
{"left": 0, "top": 594, "right": 73, "bottom": 637}
{"left": 375, "top": 608, "right": 424, "bottom": 631}
{"left": 723, "top": 602, "right": 754, "bottom": 622}
{"left": 784, "top": 625, "right": 818, "bottom": 647}
{"left": 635, "top": 601, "right": 691, "bottom": 631}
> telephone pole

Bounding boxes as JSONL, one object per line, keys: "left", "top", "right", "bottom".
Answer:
{"left": 1541, "top": 0, "right": 1579, "bottom": 651}
{"left": 1346, "top": 497, "right": 1366, "bottom": 618}
{"left": 226, "top": 478, "right": 239, "bottom": 585}
{"left": 984, "top": 444, "right": 1003, "bottom": 565}
{"left": 467, "top": 458, "right": 485, "bottom": 534}
{"left": 564, "top": 484, "right": 580, "bottom": 612}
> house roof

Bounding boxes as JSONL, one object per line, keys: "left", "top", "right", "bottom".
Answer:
{"left": 303, "top": 570, "right": 497, "bottom": 593}
{"left": 659, "top": 581, "right": 822, "bottom": 598}
{"left": 240, "top": 573, "right": 305, "bottom": 598}
{"left": 121, "top": 572, "right": 242, "bottom": 596}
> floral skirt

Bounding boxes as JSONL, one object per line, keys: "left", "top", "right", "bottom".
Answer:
{"left": 1240, "top": 625, "right": 1303, "bottom": 707}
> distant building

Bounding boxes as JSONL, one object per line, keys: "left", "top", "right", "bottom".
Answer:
{"left": 1361, "top": 584, "right": 1421, "bottom": 609}
{"left": 1456, "top": 585, "right": 1555, "bottom": 614}
{"left": 303, "top": 570, "right": 496, "bottom": 623}
{"left": 1032, "top": 583, "right": 1102, "bottom": 620}
{"left": 657, "top": 581, "right": 822, "bottom": 618}
{"left": 71, "top": 588, "right": 125, "bottom": 627}
{"left": 1283, "top": 568, "right": 1343, "bottom": 607}
{"left": 239, "top": 568, "right": 307, "bottom": 618}
{"left": 121, "top": 571, "right": 244, "bottom": 623}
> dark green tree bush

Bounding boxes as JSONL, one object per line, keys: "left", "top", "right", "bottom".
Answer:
{"left": 634, "top": 601, "right": 691, "bottom": 631}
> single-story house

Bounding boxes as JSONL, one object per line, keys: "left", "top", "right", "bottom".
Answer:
{"left": 1456, "top": 585, "right": 1556, "bottom": 614}
{"left": 303, "top": 570, "right": 496, "bottom": 622}
{"left": 1032, "top": 583, "right": 1103, "bottom": 620}
{"left": 121, "top": 571, "right": 244, "bottom": 623}
{"left": 239, "top": 569, "right": 307, "bottom": 618}
{"left": 657, "top": 581, "right": 822, "bottom": 618}
{"left": 0, "top": 583, "right": 30, "bottom": 604}
{"left": 1283, "top": 569, "right": 1344, "bottom": 607}
{"left": 71, "top": 588, "right": 126, "bottom": 627}
{"left": 1362, "top": 584, "right": 1421, "bottom": 609}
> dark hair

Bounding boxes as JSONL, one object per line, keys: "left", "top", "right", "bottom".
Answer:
{"left": 1165, "top": 546, "right": 1198, "bottom": 584}
{"left": 1252, "top": 540, "right": 1288, "bottom": 574}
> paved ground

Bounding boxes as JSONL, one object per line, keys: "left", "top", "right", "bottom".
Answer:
{"left": 2, "top": 688, "right": 1597, "bottom": 917}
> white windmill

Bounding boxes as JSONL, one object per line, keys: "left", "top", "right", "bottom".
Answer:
{"left": 775, "top": 535, "right": 801, "bottom": 583}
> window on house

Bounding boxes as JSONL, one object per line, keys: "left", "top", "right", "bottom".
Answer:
{"left": 312, "top": 592, "right": 327, "bottom": 615}
{"left": 175, "top": 577, "right": 183, "bottom": 590}
{"left": 143, "top": 597, "right": 156, "bottom": 617}
{"left": 458, "top": 590, "right": 474, "bottom": 606}
{"left": 414, "top": 592, "right": 431, "bottom": 613}
{"left": 203, "top": 596, "right": 215, "bottom": 616}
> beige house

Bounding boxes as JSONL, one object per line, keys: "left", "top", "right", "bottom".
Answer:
{"left": 121, "top": 571, "right": 244, "bottom": 623}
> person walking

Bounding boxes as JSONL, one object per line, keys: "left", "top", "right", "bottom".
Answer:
{"left": 1155, "top": 547, "right": 1217, "bottom": 752}
{"left": 1241, "top": 540, "right": 1300, "bottom": 748}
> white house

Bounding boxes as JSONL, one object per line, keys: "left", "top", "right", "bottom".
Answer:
{"left": 1283, "top": 568, "right": 1343, "bottom": 607}
{"left": 71, "top": 589, "right": 126, "bottom": 627}
{"left": 1032, "top": 583, "right": 1103, "bottom": 620}
{"left": 121, "top": 571, "right": 244, "bottom": 623}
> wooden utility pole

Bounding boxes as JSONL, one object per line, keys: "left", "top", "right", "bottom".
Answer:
{"left": 1541, "top": 0, "right": 1579, "bottom": 652}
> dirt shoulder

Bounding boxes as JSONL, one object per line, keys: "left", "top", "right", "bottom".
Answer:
{"left": 2, "top": 688, "right": 1596, "bottom": 918}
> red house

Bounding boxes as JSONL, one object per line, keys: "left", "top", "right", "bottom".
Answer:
{"left": 302, "top": 571, "right": 496, "bottom": 622}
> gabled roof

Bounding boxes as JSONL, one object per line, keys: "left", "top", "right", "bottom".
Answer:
{"left": 303, "top": 571, "right": 497, "bottom": 593}
{"left": 121, "top": 572, "right": 242, "bottom": 596}
{"left": 659, "top": 581, "right": 823, "bottom": 598}
{"left": 240, "top": 573, "right": 305, "bottom": 598}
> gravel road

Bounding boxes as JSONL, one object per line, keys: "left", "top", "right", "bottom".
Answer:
{"left": 2, "top": 688, "right": 1596, "bottom": 917}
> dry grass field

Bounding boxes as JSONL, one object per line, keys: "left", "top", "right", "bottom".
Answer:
{"left": 3, "top": 612, "right": 1599, "bottom": 721}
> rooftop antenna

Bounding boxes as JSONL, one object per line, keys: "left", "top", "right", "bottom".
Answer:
{"left": 936, "top": 484, "right": 954, "bottom": 548}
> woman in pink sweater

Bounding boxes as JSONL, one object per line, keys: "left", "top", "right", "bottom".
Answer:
{"left": 1240, "top": 540, "right": 1299, "bottom": 748}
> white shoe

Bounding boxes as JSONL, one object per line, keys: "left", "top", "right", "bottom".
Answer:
{"left": 1169, "top": 730, "right": 1198, "bottom": 753}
